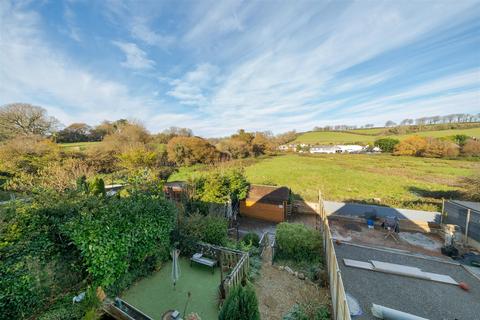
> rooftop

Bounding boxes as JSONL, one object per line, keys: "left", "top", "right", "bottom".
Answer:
{"left": 246, "top": 184, "right": 290, "bottom": 204}
{"left": 335, "top": 242, "right": 480, "bottom": 319}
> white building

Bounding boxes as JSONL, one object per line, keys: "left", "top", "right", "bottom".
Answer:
{"left": 310, "top": 145, "right": 340, "bottom": 154}
{"left": 336, "top": 145, "right": 365, "bottom": 153}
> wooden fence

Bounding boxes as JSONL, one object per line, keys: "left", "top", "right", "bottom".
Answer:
{"left": 317, "top": 192, "right": 352, "bottom": 320}
{"left": 196, "top": 242, "right": 250, "bottom": 298}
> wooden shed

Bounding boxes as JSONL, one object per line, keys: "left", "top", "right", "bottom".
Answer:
{"left": 163, "top": 181, "right": 187, "bottom": 201}
{"left": 240, "top": 185, "right": 290, "bottom": 222}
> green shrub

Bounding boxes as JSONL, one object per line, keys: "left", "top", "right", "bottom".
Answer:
{"left": 275, "top": 223, "right": 322, "bottom": 262}
{"left": 374, "top": 138, "right": 400, "bottom": 153}
{"left": 179, "top": 213, "right": 228, "bottom": 251}
{"left": 242, "top": 232, "right": 260, "bottom": 247}
{"left": 219, "top": 283, "right": 260, "bottom": 320}
{"left": 66, "top": 193, "right": 175, "bottom": 288}
{"left": 283, "top": 303, "right": 330, "bottom": 320}
{"left": 88, "top": 177, "right": 105, "bottom": 196}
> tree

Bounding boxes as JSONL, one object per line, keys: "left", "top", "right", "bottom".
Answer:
{"left": 0, "top": 103, "right": 59, "bottom": 140}
{"left": 56, "top": 123, "right": 92, "bottom": 143}
{"left": 462, "top": 139, "right": 480, "bottom": 156}
{"left": 385, "top": 120, "right": 396, "bottom": 127}
{"left": 393, "top": 136, "right": 427, "bottom": 156}
{"left": 374, "top": 138, "right": 400, "bottom": 153}
{"left": 167, "top": 136, "right": 217, "bottom": 166}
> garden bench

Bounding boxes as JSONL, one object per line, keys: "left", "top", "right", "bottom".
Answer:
{"left": 190, "top": 253, "right": 217, "bottom": 273}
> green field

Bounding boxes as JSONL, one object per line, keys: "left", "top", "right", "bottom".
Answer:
{"left": 58, "top": 141, "right": 100, "bottom": 150}
{"left": 171, "top": 154, "right": 479, "bottom": 211}
{"left": 293, "top": 127, "right": 480, "bottom": 145}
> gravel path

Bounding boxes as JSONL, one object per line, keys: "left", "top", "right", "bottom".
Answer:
{"left": 254, "top": 246, "right": 329, "bottom": 320}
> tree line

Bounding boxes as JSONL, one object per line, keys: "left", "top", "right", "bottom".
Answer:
{"left": 0, "top": 103, "right": 298, "bottom": 193}
{"left": 312, "top": 113, "right": 480, "bottom": 132}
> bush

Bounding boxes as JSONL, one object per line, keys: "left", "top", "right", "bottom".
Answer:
{"left": 218, "top": 283, "right": 260, "bottom": 320}
{"left": 423, "top": 138, "right": 459, "bottom": 158}
{"left": 283, "top": 303, "right": 330, "bottom": 320}
{"left": 275, "top": 223, "right": 322, "bottom": 262}
{"left": 242, "top": 232, "right": 260, "bottom": 247}
{"left": 374, "top": 138, "right": 399, "bottom": 153}
{"left": 393, "top": 136, "right": 427, "bottom": 156}
{"left": 462, "top": 139, "right": 480, "bottom": 156}
{"left": 88, "top": 177, "right": 105, "bottom": 196}
{"left": 66, "top": 193, "right": 175, "bottom": 288}
{"left": 179, "top": 213, "right": 228, "bottom": 249}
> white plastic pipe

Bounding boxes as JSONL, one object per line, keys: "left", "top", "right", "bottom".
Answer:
{"left": 371, "top": 304, "right": 429, "bottom": 320}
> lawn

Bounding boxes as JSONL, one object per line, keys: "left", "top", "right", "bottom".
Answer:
{"left": 121, "top": 258, "right": 220, "bottom": 320}
{"left": 293, "top": 127, "right": 480, "bottom": 145}
{"left": 244, "top": 154, "right": 479, "bottom": 211}
{"left": 58, "top": 141, "right": 100, "bottom": 150}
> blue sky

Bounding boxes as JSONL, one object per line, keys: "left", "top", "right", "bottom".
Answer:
{"left": 0, "top": 0, "right": 479, "bottom": 136}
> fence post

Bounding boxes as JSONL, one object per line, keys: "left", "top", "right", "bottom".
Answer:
{"left": 465, "top": 209, "right": 471, "bottom": 245}
{"left": 441, "top": 198, "right": 445, "bottom": 225}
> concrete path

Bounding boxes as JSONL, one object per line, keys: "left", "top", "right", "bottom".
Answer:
{"left": 324, "top": 201, "right": 440, "bottom": 223}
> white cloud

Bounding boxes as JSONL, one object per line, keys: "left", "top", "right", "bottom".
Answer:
{"left": 0, "top": 1, "right": 161, "bottom": 127}
{"left": 167, "top": 64, "right": 219, "bottom": 106}
{"left": 130, "top": 17, "right": 174, "bottom": 48}
{"left": 112, "top": 41, "right": 155, "bottom": 70}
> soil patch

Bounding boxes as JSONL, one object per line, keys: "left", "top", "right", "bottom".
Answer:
{"left": 255, "top": 246, "right": 329, "bottom": 319}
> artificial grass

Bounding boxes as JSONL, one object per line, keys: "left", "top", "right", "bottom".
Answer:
{"left": 121, "top": 258, "right": 220, "bottom": 320}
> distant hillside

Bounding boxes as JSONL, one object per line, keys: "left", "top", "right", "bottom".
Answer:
{"left": 293, "top": 125, "right": 480, "bottom": 145}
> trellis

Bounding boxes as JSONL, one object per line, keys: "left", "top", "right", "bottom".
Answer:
{"left": 194, "top": 242, "right": 249, "bottom": 298}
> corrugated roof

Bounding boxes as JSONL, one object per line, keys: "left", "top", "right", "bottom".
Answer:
{"left": 246, "top": 184, "right": 290, "bottom": 204}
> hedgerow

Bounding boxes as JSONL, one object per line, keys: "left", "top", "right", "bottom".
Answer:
{"left": 275, "top": 223, "right": 322, "bottom": 262}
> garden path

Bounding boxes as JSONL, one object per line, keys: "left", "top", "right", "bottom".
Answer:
{"left": 254, "top": 245, "right": 329, "bottom": 319}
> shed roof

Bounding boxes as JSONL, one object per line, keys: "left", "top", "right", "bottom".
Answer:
{"left": 335, "top": 242, "right": 480, "bottom": 319}
{"left": 246, "top": 184, "right": 290, "bottom": 204}
{"left": 449, "top": 200, "right": 480, "bottom": 213}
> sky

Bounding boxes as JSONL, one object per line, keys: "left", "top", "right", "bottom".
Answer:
{"left": 0, "top": 0, "right": 479, "bottom": 137}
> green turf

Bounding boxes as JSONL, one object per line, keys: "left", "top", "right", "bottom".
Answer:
{"left": 58, "top": 141, "right": 100, "bottom": 150}
{"left": 293, "top": 127, "right": 480, "bottom": 145}
{"left": 121, "top": 258, "right": 220, "bottom": 320}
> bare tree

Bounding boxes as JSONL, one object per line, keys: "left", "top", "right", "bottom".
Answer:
{"left": 0, "top": 103, "right": 59, "bottom": 140}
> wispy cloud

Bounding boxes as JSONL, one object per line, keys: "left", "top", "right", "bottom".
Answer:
{"left": 167, "top": 64, "right": 219, "bottom": 106}
{"left": 1, "top": 0, "right": 479, "bottom": 136}
{"left": 112, "top": 41, "right": 155, "bottom": 70}
{"left": 0, "top": 1, "right": 161, "bottom": 126}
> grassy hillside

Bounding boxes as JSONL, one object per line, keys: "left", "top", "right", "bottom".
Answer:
{"left": 245, "top": 154, "right": 478, "bottom": 211}
{"left": 171, "top": 154, "right": 478, "bottom": 211}
{"left": 293, "top": 126, "right": 480, "bottom": 145}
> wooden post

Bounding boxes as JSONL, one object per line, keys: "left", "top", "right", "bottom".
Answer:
{"left": 465, "top": 209, "right": 471, "bottom": 245}
{"left": 441, "top": 198, "right": 445, "bottom": 225}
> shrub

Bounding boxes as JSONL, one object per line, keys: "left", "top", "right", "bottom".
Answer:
{"left": 179, "top": 213, "right": 228, "bottom": 248}
{"left": 423, "top": 137, "right": 459, "bottom": 158}
{"left": 88, "top": 177, "right": 105, "bottom": 196}
{"left": 242, "top": 232, "right": 260, "bottom": 247}
{"left": 283, "top": 303, "right": 330, "bottom": 320}
{"left": 394, "top": 136, "right": 427, "bottom": 156}
{"left": 66, "top": 193, "right": 175, "bottom": 288}
{"left": 374, "top": 138, "right": 399, "bottom": 153}
{"left": 275, "top": 223, "right": 322, "bottom": 262}
{"left": 462, "top": 139, "right": 480, "bottom": 156}
{"left": 218, "top": 283, "right": 260, "bottom": 320}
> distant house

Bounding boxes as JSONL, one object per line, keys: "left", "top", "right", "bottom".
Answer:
{"left": 278, "top": 144, "right": 290, "bottom": 151}
{"left": 310, "top": 145, "right": 339, "bottom": 154}
{"left": 336, "top": 145, "right": 365, "bottom": 153}
{"left": 240, "top": 184, "right": 291, "bottom": 222}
